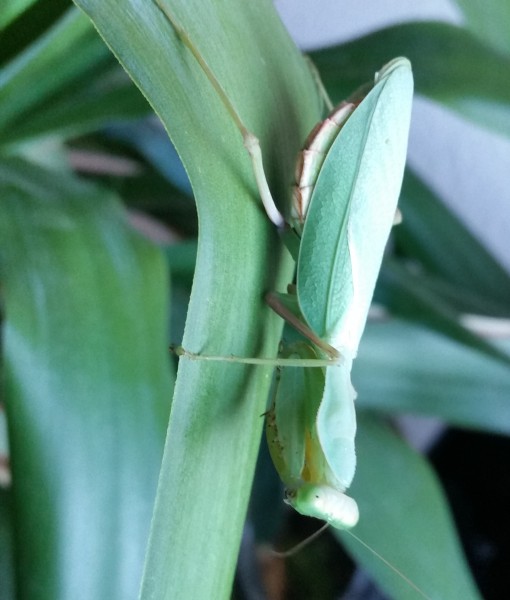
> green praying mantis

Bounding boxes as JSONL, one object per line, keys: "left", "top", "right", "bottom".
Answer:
{"left": 156, "top": 2, "right": 413, "bottom": 533}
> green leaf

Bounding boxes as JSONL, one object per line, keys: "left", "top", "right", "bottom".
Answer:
{"left": 3, "top": 72, "right": 150, "bottom": 144}
{"left": 0, "top": 0, "right": 56, "bottom": 39}
{"left": 73, "top": 0, "right": 322, "bottom": 598}
{"left": 337, "top": 414, "right": 482, "bottom": 600}
{"left": 378, "top": 260, "right": 510, "bottom": 368}
{"left": 0, "top": 7, "right": 143, "bottom": 146}
{"left": 0, "top": 488, "right": 15, "bottom": 600}
{"left": 354, "top": 319, "right": 510, "bottom": 435}
{"left": 0, "top": 157, "right": 172, "bottom": 599}
{"left": 453, "top": 0, "right": 510, "bottom": 55}
{"left": 310, "top": 22, "right": 510, "bottom": 137}
{"left": 397, "top": 169, "right": 510, "bottom": 315}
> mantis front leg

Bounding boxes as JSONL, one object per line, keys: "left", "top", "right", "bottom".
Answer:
{"left": 155, "top": 0, "right": 285, "bottom": 228}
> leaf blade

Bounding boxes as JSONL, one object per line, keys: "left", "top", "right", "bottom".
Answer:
{"left": 354, "top": 319, "right": 510, "bottom": 435}
{"left": 0, "top": 157, "right": 172, "bottom": 599}
{"left": 337, "top": 414, "right": 482, "bottom": 600}
{"left": 311, "top": 22, "right": 510, "bottom": 137}
{"left": 72, "top": 1, "right": 323, "bottom": 598}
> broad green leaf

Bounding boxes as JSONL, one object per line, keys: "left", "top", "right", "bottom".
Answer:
{"left": 354, "top": 319, "right": 510, "bottom": 435}
{"left": 310, "top": 22, "right": 510, "bottom": 137}
{"left": 0, "top": 0, "right": 38, "bottom": 30}
{"left": 0, "top": 157, "right": 172, "bottom": 599}
{"left": 2, "top": 73, "right": 150, "bottom": 145}
{"left": 378, "top": 260, "right": 510, "bottom": 368}
{"left": 453, "top": 0, "right": 510, "bottom": 55}
{"left": 0, "top": 7, "right": 141, "bottom": 146}
{"left": 0, "top": 488, "right": 15, "bottom": 600}
{"left": 73, "top": 0, "right": 321, "bottom": 598}
{"left": 337, "top": 414, "right": 482, "bottom": 600}
{"left": 397, "top": 169, "right": 510, "bottom": 315}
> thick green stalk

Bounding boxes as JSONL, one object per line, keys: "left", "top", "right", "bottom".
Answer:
{"left": 73, "top": 1, "right": 321, "bottom": 597}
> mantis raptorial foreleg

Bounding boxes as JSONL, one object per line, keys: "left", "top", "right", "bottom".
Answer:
{"left": 155, "top": 0, "right": 284, "bottom": 227}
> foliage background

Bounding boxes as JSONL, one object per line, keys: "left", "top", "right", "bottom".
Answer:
{"left": 1, "top": 1, "right": 509, "bottom": 599}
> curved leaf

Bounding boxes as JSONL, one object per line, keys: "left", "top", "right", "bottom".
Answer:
{"left": 310, "top": 22, "right": 510, "bottom": 137}
{"left": 0, "top": 157, "right": 172, "bottom": 599}
{"left": 73, "top": 0, "right": 322, "bottom": 598}
{"left": 354, "top": 319, "right": 510, "bottom": 435}
{"left": 453, "top": 0, "right": 510, "bottom": 55}
{"left": 396, "top": 169, "right": 510, "bottom": 316}
{"left": 337, "top": 414, "right": 482, "bottom": 600}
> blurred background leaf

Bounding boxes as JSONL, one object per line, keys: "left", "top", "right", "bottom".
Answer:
{"left": 0, "top": 6, "right": 150, "bottom": 147}
{"left": 0, "top": 157, "right": 173, "bottom": 599}
{"left": 452, "top": 0, "right": 510, "bottom": 55}
{"left": 1, "top": 0, "right": 509, "bottom": 599}
{"left": 338, "top": 414, "right": 481, "bottom": 600}
{"left": 355, "top": 320, "right": 510, "bottom": 435}
{"left": 310, "top": 21, "right": 510, "bottom": 137}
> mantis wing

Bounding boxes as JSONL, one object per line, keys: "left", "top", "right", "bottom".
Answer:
{"left": 266, "top": 343, "right": 326, "bottom": 489}
{"left": 316, "top": 359, "right": 357, "bottom": 491}
{"left": 266, "top": 344, "right": 359, "bottom": 529}
{"left": 297, "top": 58, "right": 413, "bottom": 356}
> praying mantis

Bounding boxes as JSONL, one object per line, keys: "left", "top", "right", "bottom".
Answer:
{"left": 156, "top": 1, "right": 413, "bottom": 532}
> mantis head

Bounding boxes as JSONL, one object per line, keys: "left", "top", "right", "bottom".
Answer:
{"left": 285, "top": 483, "right": 359, "bottom": 530}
